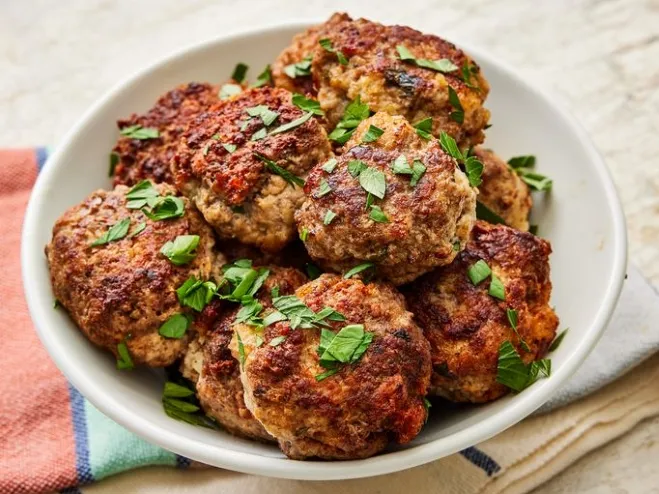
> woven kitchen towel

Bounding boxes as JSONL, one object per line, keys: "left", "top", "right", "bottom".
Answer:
{"left": 0, "top": 148, "right": 658, "bottom": 494}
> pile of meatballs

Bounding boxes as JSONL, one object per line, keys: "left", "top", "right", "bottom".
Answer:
{"left": 47, "top": 13, "right": 559, "bottom": 460}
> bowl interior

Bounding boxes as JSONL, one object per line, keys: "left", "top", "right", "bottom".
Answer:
{"left": 22, "top": 22, "right": 626, "bottom": 480}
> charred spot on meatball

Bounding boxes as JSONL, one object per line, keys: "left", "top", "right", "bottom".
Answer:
{"left": 171, "top": 86, "right": 333, "bottom": 252}
{"left": 272, "top": 13, "right": 490, "bottom": 147}
{"left": 474, "top": 147, "right": 532, "bottom": 231}
{"left": 406, "top": 221, "right": 559, "bottom": 403}
{"left": 296, "top": 112, "right": 476, "bottom": 285}
{"left": 231, "top": 274, "right": 431, "bottom": 460}
{"left": 46, "top": 184, "right": 220, "bottom": 367}
{"left": 112, "top": 82, "right": 220, "bottom": 186}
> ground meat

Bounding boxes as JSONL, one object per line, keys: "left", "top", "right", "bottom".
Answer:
{"left": 112, "top": 82, "right": 219, "bottom": 186}
{"left": 171, "top": 86, "right": 333, "bottom": 252}
{"left": 474, "top": 147, "right": 532, "bottom": 231}
{"left": 181, "top": 266, "right": 307, "bottom": 441}
{"left": 406, "top": 221, "right": 558, "bottom": 403}
{"left": 272, "top": 13, "right": 490, "bottom": 148}
{"left": 46, "top": 184, "right": 220, "bottom": 367}
{"left": 296, "top": 112, "right": 476, "bottom": 285}
{"left": 232, "top": 274, "right": 431, "bottom": 460}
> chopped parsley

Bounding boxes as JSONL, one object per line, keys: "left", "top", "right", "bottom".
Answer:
{"left": 328, "top": 96, "right": 371, "bottom": 144}
{"left": 508, "top": 155, "right": 552, "bottom": 191}
{"left": 323, "top": 210, "right": 337, "bottom": 225}
{"left": 414, "top": 118, "right": 433, "bottom": 140}
{"left": 467, "top": 259, "right": 491, "bottom": 285}
{"left": 246, "top": 105, "right": 279, "bottom": 126}
{"left": 496, "top": 341, "right": 551, "bottom": 392}
{"left": 362, "top": 125, "right": 384, "bottom": 143}
{"left": 292, "top": 94, "right": 324, "bottom": 115}
{"left": 116, "top": 341, "right": 133, "bottom": 370}
{"left": 369, "top": 205, "right": 389, "bottom": 223}
{"left": 219, "top": 260, "right": 269, "bottom": 303}
{"left": 222, "top": 143, "right": 237, "bottom": 153}
{"left": 219, "top": 83, "right": 242, "bottom": 100}
{"left": 507, "top": 156, "right": 536, "bottom": 169}
{"left": 506, "top": 308, "right": 530, "bottom": 352}
{"left": 253, "top": 65, "right": 272, "bottom": 87}
{"left": 254, "top": 153, "right": 305, "bottom": 187}
{"left": 231, "top": 63, "right": 249, "bottom": 83}
{"left": 264, "top": 294, "right": 345, "bottom": 330}
{"left": 529, "top": 224, "right": 539, "bottom": 235}
{"left": 344, "top": 262, "right": 375, "bottom": 280}
{"left": 126, "top": 180, "right": 160, "bottom": 209}
{"left": 359, "top": 167, "right": 386, "bottom": 199}
{"left": 396, "top": 45, "right": 458, "bottom": 73}
{"left": 448, "top": 86, "right": 465, "bottom": 124}
{"left": 319, "top": 38, "right": 348, "bottom": 65}
{"left": 489, "top": 274, "right": 506, "bottom": 300}
{"left": 316, "top": 179, "right": 332, "bottom": 197}
{"left": 322, "top": 158, "right": 338, "bottom": 173}
{"left": 464, "top": 156, "right": 483, "bottom": 187}
{"left": 109, "top": 152, "right": 119, "bottom": 177}
{"left": 142, "top": 196, "right": 185, "bottom": 221}
{"left": 127, "top": 222, "right": 146, "bottom": 239}
{"left": 270, "top": 111, "right": 313, "bottom": 134}
{"left": 235, "top": 331, "right": 246, "bottom": 369}
{"left": 549, "top": 329, "right": 569, "bottom": 352}
{"left": 269, "top": 335, "right": 287, "bottom": 347}
{"left": 438, "top": 132, "right": 483, "bottom": 187}
{"left": 91, "top": 218, "right": 131, "bottom": 246}
{"left": 305, "top": 263, "right": 322, "bottom": 280}
{"left": 476, "top": 201, "right": 507, "bottom": 225}
{"left": 176, "top": 276, "right": 217, "bottom": 312}
{"left": 120, "top": 125, "right": 159, "bottom": 140}
{"left": 162, "top": 379, "right": 217, "bottom": 429}
{"left": 348, "top": 159, "right": 367, "bottom": 177}
{"left": 159, "top": 313, "right": 191, "bottom": 339}
{"left": 315, "top": 324, "right": 373, "bottom": 381}
{"left": 460, "top": 61, "right": 479, "bottom": 89}
{"left": 300, "top": 228, "right": 309, "bottom": 242}
{"left": 391, "top": 155, "right": 425, "bottom": 186}
{"left": 250, "top": 127, "right": 267, "bottom": 141}
{"left": 284, "top": 55, "right": 312, "bottom": 78}
{"left": 160, "top": 235, "right": 200, "bottom": 266}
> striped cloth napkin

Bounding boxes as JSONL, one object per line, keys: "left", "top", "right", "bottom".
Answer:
{"left": 2, "top": 148, "right": 658, "bottom": 494}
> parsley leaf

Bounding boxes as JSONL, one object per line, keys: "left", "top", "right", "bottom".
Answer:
{"left": 322, "top": 158, "right": 338, "bottom": 173}
{"left": 235, "top": 330, "right": 246, "bottom": 369}
{"left": 254, "top": 153, "right": 305, "bottom": 187}
{"left": 127, "top": 222, "right": 146, "bottom": 239}
{"left": 299, "top": 228, "right": 309, "bottom": 242}
{"left": 176, "top": 276, "right": 217, "bottom": 312}
{"left": 476, "top": 201, "right": 507, "bottom": 225}
{"left": 91, "top": 218, "right": 131, "bottom": 246}
{"left": 549, "top": 329, "right": 568, "bottom": 352}
{"left": 369, "top": 205, "right": 389, "bottom": 223}
{"left": 269, "top": 295, "right": 318, "bottom": 329}
{"left": 467, "top": 259, "right": 491, "bottom": 285}
{"left": 518, "top": 171, "right": 553, "bottom": 191}
{"left": 246, "top": 105, "right": 279, "bottom": 126}
{"left": 126, "top": 180, "right": 160, "bottom": 209}
{"left": 317, "top": 179, "right": 332, "bottom": 197}
{"left": 160, "top": 235, "right": 200, "bottom": 266}
{"left": 362, "top": 125, "right": 384, "bottom": 143}
{"left": 328, "top": 96, "right": 371, "bottom": 144}
{"left": 305, "top": 263, "right": 322, "bottom": 280}
{"left": 344, "top": 262, "right": 375, "bottom": 279}
{"left": 269, "top": 335, "right": 287, "bottom": 347}
{"left": 410, "top": 159, "right": 426, "bottom": 186}
{"left": 292, "top": 94, "right": 324, "bottom": 115}
{"left": 359, "top": 167, "right": 386, "bottom": 199}
{"left": 120, "top": 125, "right": 159, "bottom": 140}
{"left": 319, "top": 38, "right": 348, "bottom": 65}
{"left": 489, "top": 274, "right": 506, "bottom": 300}
{"left": 142, "top": 196, "right": 185, "bottom": 221}
{"left": 507, "top": 156, "right": 536, "bottom": 169}
{"left": 506, "top": 308, "right": 530, "bottom": 352}
{"left": 223, "top": 143, "right": 237, "bottom": 153}
{"left": 109, "top": 152, "right": 119, "bottom": 177}
{"left": 438, "top": 132, "right": 483, "bottom": 186}
{"left": 323, "top": 210, "right": 337, "bottom": 225}
{"left": 464, "top": 156, "right": 483, "bottom": 187}
{"left": 270, "top": 111, "right": 313, "bottom": 134}
{"left": 231, "top": 63, "right": 249, "bottom": 83}
{"left": 219, "top": 83, "right": 242, "bottom": 100}
{"left": 315, "top": 324, "right": 373, "bottom": 381}
{"left": 396, "top": 45, "right": 458, "bottom": 73}
{"left": 159, "top": 313, "right": 191, "bottom": 339}
{"left": 348, "top": 159, "right": 367, "bottom": 177}
{"left": 250, "top": 128, "right": 267, "bottom": 141}
{"left": 284, "top": 55, "right": 312, "bottom": 78}
{"left": 163, "top": 382, "right": 195, "bottom": 398}
{"left": 414, "top": 118, "right": 433, "bottom": 140}
{"left": 253, "top": 65, "right": 272, "bottom": 87}
{"left": 439, "top": 132, "right": 463, "bottom": 161}
{"left": 116, "top": 341, "right": 133, "bottom": 370}
{"left": 448, "top": 86, "right": 465, "bottom": 124}
{"left": 496, "top": 341, "right": 552, "bottom": 392}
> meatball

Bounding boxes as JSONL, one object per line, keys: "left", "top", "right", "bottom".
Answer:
{"left": 272, "top": 13, "right": 490, "bottom": 147}
{"left": 232, "top": 274, "right": 431, "bottom": 460}
{"left": 406, "top": 221, "right": 559, "bottom": 403}
{"left": 184, "top": 266, "right": 307, "bottom": 441}
{"left": 112, "top": 82, "right": 219, "bottom": 186}
{"left": 296, "top": 112, "right": 476, "bottom": 285}
{"left": 47, "top": 184, "right": 220, "bottom": 367}
{"left": 171, "top": 86, "right": 333, "bottom": 252}
{"left": 474, "top": 147, "right": 532, "bottom": 231}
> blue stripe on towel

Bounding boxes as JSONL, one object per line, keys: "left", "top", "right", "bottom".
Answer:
{"left": 68, "top": 384, "right": 95, "bottom": 485}
{"left": 35, "top": 146, "right": 49, "bottom": 171}
{"left": 459, "top": 446, "right": 501, "bottom": 476}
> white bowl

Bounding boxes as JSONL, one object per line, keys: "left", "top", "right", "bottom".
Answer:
{"left": 21, "top": 21, "right": 627, "bottom": 480}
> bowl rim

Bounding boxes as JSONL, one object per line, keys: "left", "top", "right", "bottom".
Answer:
{"left": 21, "top": 19, "right": 628, "bottom": 480}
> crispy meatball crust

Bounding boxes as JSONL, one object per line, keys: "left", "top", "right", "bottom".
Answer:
{"left": 474, "top": 147, "right": 532, "bottom": 231}
{"left": 187, "top": 266, "right": 307, "bottom": 441}
{"left": 46, "top": 184, "right": 219, "bottom": 367}
{"left": 232, "top": 274, "right": 431, "bottom": 460}
{"left": 296, "top": 113, "right": 476, "bottom": 285}
{"left": 112, "top": 82, "right": 219, "bottom": 186}
{"left": 272, "top": 13, "right": 490, "bottom": 147}
{"left": 406, "top": 221, "right": 559, "bottom": 403}
{"left": 171, "top": 86, "right": 333, "bottom": 252}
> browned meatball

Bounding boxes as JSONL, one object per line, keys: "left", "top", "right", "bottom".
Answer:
{"left": 171, "top": 86, "right": 333, "bottom": 252}
{"left": 184, "top": 266, "right": 308, "bottom": 441}
{"left": 272, "top": 13, "right": 490, "bottom": 147}
{"left": 112, "top": 82, "right": 219, "bottom": 186}
{"left": 406, "top": 221, "right": 559, "bottom": 403}
{"left": 46, "top": 184, "right": 220, "bottom": 367}
{"left": 474, "top": 147, "right": 532, "bottom": 231}
{"left": 296, "top": 113, "right": 476, "bottom": 285}
{"left": 232, "top": 274, "right": 431, "bottom": 460}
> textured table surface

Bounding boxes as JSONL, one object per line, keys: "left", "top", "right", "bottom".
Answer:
{"left": 2, "top": 0, "right": 658, "bottom": 492}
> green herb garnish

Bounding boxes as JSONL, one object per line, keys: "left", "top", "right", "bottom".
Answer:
{"left": 323, "top": 210, "right": 337, "bottom": 225}
{"left": 253, "top": 65, "right": 272, "bottom": 87}
{"left": 414, "top": 118, "right": 433, "bottom": 140}
{"left": 549, "top": 329, "right": 568, "bottom": 352}
{"left": 359, "top": 167, "right": 386, "bottom": 199}
{"left": 489, "top": 274, "right": 506, "bottom": 300}
{"left": 506, "top": 308, "right": 530, "bottom": 352}
{"left": 159, "top": 313, "right": 191, "bottom": 339}
{"left": 126, "top": 180, "right": 160, "bottom": 209}
{"left": 116, "top": 341, "right": 134, "bottom": 370}
{"left": 120, "top": 125, "right": 159, "bottom": 140}
{"left": 127, "top": 222, "right": 146, "bottom": 239}
{"left": 322, "top": 158, "right": 338, "bottom": 173}
{"left": 328, "top": 96, "right": 371, "bottom": 144}
{"left": 269, "top": 336, "right": 287, "bottom": 347}
{"left": 254, "top": 153, "right": 305, "bottom": 187}
{"left": 496, "top": 341, "right": 551, "bottom": 392}
{"left": 219, "top": 83, "right": 242, "bottom": 100}
{"left": 142, "top": 196, "right": 185, "bottom": 221}
{"left": 300, "top": 228, "right": 309, "bottom": 242}
{"left": 476, "top": 201, "right": 507, "bottom": 225}
{"left": 348, "top": 159, "right": 367, "bottom": 177}
{"left": 91, "top": 218, "right": 131, "bottom": 246}
{"left": 160, "top": 235, "right": 200, "bottom": 266}
{"left": 270, "top": 111, "right": 313, "bottom": 135}
{"left": 319, "top": 38, "right": 348, "bottom": 65}
{"left": 283, "top": 55, "right": 312, "bottom": 78}
{"left": 235, "top": 330, "right": 246, "bottom": 369}
{"left": 231, "top": 63, "right": 248, "bottom": 83}
{"left": 396, "top": 45, "right": 458, "bottom": 73}
{"left": 344, "top": 262, "right": 375, "bottom": 280}
{"left": 369, "top": 205, "right": 389, "bottom": 223}
{"left": 246, "top": 105, "right": 279, "bottom": 126}
{"left": 448, "top": 86, "right": 465, "bottom": 124}
{"left": 292, "top": 94, "right": 324, "bottom": 115}
{"left": 109, "top": 152, "right": 119, "bottom": 177}
{"left": 317, "top": 179, "right": 332, "bottom": 197}
{"left": 176, "top": 276, "right": 217, "bottom": 312}
{"left": 362, "top": 125, "right": 384, "bottom": 143}
{"left": 467, "top": 259, "right": 491, "bottom": 285}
